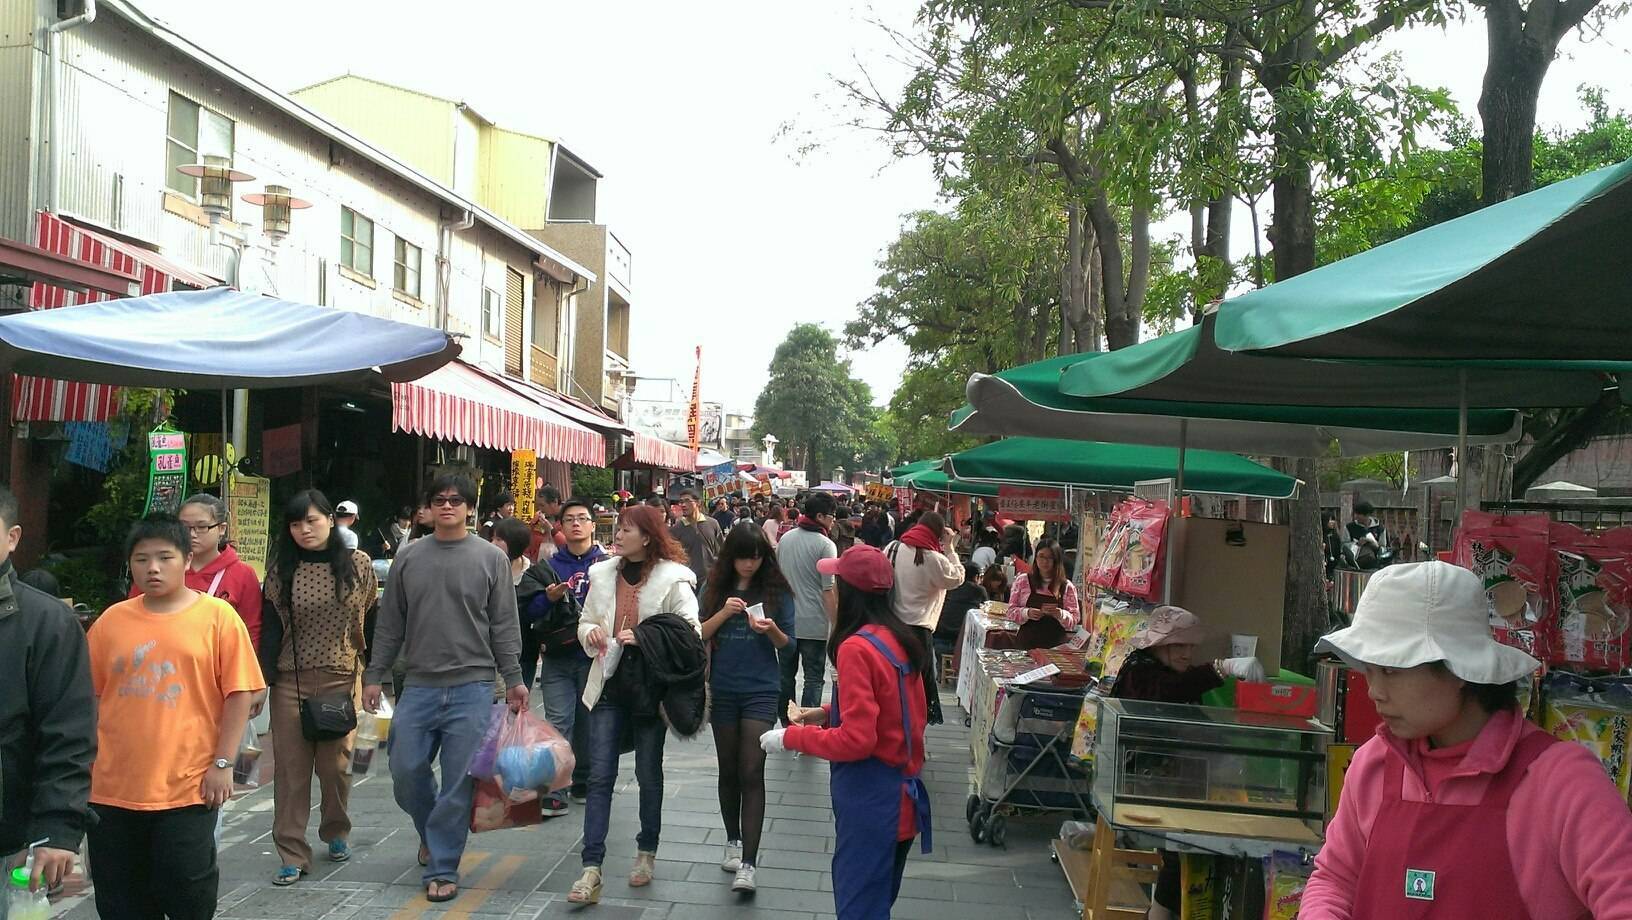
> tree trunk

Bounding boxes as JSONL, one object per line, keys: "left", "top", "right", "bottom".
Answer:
{"left": 1279, "top": 457, "right": 1327, "bottom": 674}
{"left": 1478, "top": 0, "right": 1590, "bottom": 205}
{"left": 1512, "top": 393, "right": 1625, "bottom": 494}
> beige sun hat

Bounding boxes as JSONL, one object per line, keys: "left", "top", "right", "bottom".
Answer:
{"left": 1132, "top": 605, "right": 1207, "bottom": 650}
{"left": 1315, "top": 560, "right": 1539, "bottom": 685}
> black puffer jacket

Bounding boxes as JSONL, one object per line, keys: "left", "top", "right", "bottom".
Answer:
{"left": 606, "top": 612, "right": 708, "bottom": 737}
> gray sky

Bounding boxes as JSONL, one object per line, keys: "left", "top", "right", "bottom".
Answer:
{"left": 144, "top": 1, "right": 1630, "bottom": 414}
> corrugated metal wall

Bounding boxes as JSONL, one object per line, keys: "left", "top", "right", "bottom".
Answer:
{"left": 0, "top": 0, "right": 40, "bottom": 244}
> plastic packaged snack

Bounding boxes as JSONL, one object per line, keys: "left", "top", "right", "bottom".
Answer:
{"left": 1542, "top": 676, "right": 1632, "bottom": 798}
{"left": 1115, "top": 500, "right": 1170, "bottom": 601}
{"left": 1551, "top": 523, "right": 1632, "bottom": 669}
{"left": 1455, "top": 511, "right": 1557, "bottom": 661}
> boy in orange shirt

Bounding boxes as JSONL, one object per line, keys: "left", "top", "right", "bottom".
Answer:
{"left": 85, "top": 514, "right": 265, "bottom": 919}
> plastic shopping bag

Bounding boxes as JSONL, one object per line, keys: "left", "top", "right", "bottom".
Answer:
{"left": 232, "top": 721, "right": 262, "bottom": 787}
{"left": 470, "top": 777, "right": 544, "bottom": 833}
{"left": 466, "top": 703, "right": 511, "bottom": 781}
{"left": 493, "top": 707, "right": 576, "bottom": 797}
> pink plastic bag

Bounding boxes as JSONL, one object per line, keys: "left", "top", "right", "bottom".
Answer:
{"left": 483, "top": 708, "right": 576, "bottom": 797}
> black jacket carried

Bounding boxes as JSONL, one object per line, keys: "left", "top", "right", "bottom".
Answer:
{"left": 606, "top": 612, "right": 708, "bottom": 738}
{"left": 0, "top": 561, "right": 96, "bottom": 854}
{"left": 518, "top": 559, "right": 581, "bottom": 654}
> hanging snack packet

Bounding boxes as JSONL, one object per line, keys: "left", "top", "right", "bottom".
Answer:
{"left": 1455, "top": 511, "right": 1556, "bottom": 662}
{"left": 1551, "top": 523, "right": 1632, "bottom": 670}
{"left": 1087, "top": 503, "right": 1131, "bottom": 590}
{"left": 1115, "top": 500, "right": 1170, "bottom": 601}
{"left": 1542, "top": 675, "right": 1632, "bottom": 799}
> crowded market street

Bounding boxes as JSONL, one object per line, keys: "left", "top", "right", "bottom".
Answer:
{"left": 52, "top": 686, "right": 1074, "bottom": 920}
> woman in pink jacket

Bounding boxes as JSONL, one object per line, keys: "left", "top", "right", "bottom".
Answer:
{"left": 1304, "top": 560, "right": 1632, "bottom": 919}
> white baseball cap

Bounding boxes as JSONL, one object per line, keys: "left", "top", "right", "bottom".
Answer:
{"left": 335, "top": 500, "right": 359, "bottom": 517}
{"left": 1315, "top": 560, "right": 1539, "bottom": 685}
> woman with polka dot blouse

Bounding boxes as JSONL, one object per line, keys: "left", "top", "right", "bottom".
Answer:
{"left": 261, "top": 489, "right": 377, "bottom": 886}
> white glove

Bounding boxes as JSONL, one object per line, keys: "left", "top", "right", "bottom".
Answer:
{"left": 759, "top": 728, "right": 788, "bottom": 754}
{"left": 1219, "top": 657, "right": 1266, "bottom": 682}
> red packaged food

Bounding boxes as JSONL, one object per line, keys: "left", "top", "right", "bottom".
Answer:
{"left": 1550, "top": 523, "right": 1632, "bottom": 670}
{"left": 1087, "top": 503, "right": 1131, "bottom": 590}
{"left": 469, "top": 777, "right": 543, "bottom": 833}
{"left": 1114, "top": 500, "right": 1170, "bottom": 601}
{"left": 1454, "top": 511, "right": 1556, "bottom": 662}
{"left": 1236, "top": 681, "right": 1319, "bottom": 718}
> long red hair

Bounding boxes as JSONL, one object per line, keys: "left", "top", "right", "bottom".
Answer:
{"left": 618, "top": 504, "right": 689, "bottom": 567}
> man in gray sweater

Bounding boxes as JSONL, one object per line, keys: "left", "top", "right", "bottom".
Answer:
{"left": 364, "top": 473, "right": 524, "bottom": 903}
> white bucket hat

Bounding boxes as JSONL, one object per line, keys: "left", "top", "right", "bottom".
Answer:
{"left": 1315, "top": 560, "right": 1539, "bottom": 685}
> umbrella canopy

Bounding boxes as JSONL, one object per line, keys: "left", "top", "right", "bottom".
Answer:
{"left": 1059, "top": 313, "right": 1617, "bottom": 409}
{"left": 812, "top": 481, "right": 856, "bottom": 493}
{"left": 953, "top": 355, "right": 1523, "bottom": 458}
{"left": 0, "top": 288, "right": 458, "bottom": 388}
{"left": 941, "top": 437, "right": 1298, "bottom": 499}
{"left": 1213, "top": 158, "right": 1632, "bottom": 362}
{"left": 890, "top": 459, "right": 939, "bottom": 478}
{"left": 895, "top": 468, "right": 1000, "bottom": 498}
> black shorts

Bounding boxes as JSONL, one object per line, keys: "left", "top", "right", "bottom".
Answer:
{"left": 711, "top": 690, "right": 779, "bottom": 726}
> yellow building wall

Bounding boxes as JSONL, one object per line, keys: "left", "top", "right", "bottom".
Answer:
{"left": 479, "top": 128, "right": 553, "bottom": 228}
{"left": 292, "top": 78, "right": 455, "bottom": 185}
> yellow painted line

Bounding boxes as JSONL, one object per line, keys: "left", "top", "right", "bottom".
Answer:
{"left": 388, "top": 851, "right": 491, "bottom": 920}
{"left": 442, "top": 853, "right": 528, "bottom": 915}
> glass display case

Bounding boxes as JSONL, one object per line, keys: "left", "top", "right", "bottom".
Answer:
{"left": 1092, "top": 698, "right": 1331, "bottom": 844}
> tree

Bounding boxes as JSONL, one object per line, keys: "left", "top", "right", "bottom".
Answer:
{"left": 752, "top": 325, "right": 883, "bottom": 480}
{"left": 1475, "top": 0, "right": 1628, "bottom": 204}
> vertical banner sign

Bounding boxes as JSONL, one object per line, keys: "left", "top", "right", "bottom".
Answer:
{"left": 997, "top": 485, "right": 1070, "bottom": 522}
{"left": 511, "top": 450, "right": 538, "bottom": 521}
{"left": 227, "top": 473, "right": 272, "bottom": 579}
{"left": 144, "top": 427, "right": 188, "bottom": 516}
{"left": 686, "top": 345, "right": 702, "bottom": 452}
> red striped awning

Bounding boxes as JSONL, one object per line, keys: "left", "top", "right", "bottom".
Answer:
{"left": 12, "top": 212, "right": 217, "bottom": 422}
{"left": 633, "top": 433, "right": 698, "bottom": 472}
{"left": 391, "top": 360, "right": 605, "bottom": 466}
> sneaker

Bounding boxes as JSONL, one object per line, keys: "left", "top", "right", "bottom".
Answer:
{"left": 732, "top": 864, "right": 757, "bottom": 893}
{"left": 629, "top": 851, "right": 656, "bottom": 888}
{"left": 567, "top": 866, "right": 602, "bottom": 904}
{"left": 272, "top": 865, "right": 305, "bottom": 886}
{"left": 721, "top": 840, "right": 743, "bottom": 872}
{"left": 570, "top": 783, "right": 588, "bottom": 803}
{"left": 541, "top": 793, "right": 570, "bottom": 818}
{"left": 327, "top": 839, "right": 350, "bottom": 862}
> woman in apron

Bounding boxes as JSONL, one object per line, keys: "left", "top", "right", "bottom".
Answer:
{"left": 758, "top": 545, "right": 933, "bottom": 920}
{"left": 1303, "top": 561, "right": 1632, "bottom": 918}
{"left": 1001, "top": 539, "right": 1078, "bottom": 650}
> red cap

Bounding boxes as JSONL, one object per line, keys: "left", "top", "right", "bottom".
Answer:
{"left": 817, "top": 544, "right": 894, "bottom": 593}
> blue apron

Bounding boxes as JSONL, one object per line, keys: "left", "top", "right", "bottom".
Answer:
{"left": 830, "top": 628, "right": 934, "bottom": 919}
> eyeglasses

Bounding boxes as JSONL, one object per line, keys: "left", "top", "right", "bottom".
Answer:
{"left": 430, "top": 496, "right": 468, "bottom": 508}
{"left": 184, "top": 523, "right": 223, "bottom": 535}
{"left": 562, "top": 515, "right": 593, "bottom": 525}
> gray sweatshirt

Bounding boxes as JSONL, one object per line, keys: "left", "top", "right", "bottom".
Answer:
{"left": 364, "top": 532, "right": 523, "bottom": 690}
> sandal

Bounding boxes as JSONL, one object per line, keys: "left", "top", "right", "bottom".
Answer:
{"left": 568, "top": 866, "right": 602, "bottom": 904}
{"left": 418, "top": 843, "right": 430, "bottom": 867}
{"left": 272, "top": 865, "right": 305, "bottom": 886}
{"left": 426, "top": 880, "right": 458, "bottom": 902}
{"left": 629, "top": 851, "right": 656, "bottom": 888}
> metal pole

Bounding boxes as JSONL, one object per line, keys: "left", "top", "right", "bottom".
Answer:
{"left": 219, "top": 389, "right": 230, "bottom": 503}
{"left": 1456, "top": 369, "right": 1469, "bottom": 522}
{"left": 1175, "top": 418, "right": 1189, "bottom": 501}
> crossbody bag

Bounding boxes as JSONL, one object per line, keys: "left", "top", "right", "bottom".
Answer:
{"left": 288, "top": 590, "right": 359, "bottom": 742}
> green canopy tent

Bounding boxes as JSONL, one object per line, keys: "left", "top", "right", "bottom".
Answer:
{"left": 893, "top": 468, "right": 1000, "bottom": 497}
{"left": 953, "top": 354, "right": 1523, "bottom": 458}
{"left": 889, "top": 458, "right": 940, "bottom": 479}
{"left": 1213, "top": 158, "right": 1632, "bottom": 363}
{"left": 941, "top": 437, "right": 1298, "bottom": 499}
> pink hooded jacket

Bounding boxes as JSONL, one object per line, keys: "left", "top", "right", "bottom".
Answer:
{"left": 1302, "top": 707, "right": 1632, "bottom": 919}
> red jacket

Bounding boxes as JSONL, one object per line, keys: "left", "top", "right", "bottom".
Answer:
{"left": 784, "top": 627, "right": 927, "bottom": 840}
{"left": 128, "top": 545, "right": 263, "bottom": 645}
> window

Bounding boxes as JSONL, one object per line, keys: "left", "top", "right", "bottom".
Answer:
{"left": 482, "top": 288, "right": 502, "bottom": 339}
{"left": 340, "top": 208, "right": 373, "bottom": 276}
{"left": 165, "top": 92, "right": 234, "bottom": 200}
{"left": 393, "top": 238, "right": 422, "bottom": 298}
{"left": 533, "top": 279, "right": 561, "bottom": 352}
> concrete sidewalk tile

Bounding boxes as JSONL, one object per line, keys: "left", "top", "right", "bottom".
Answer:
{"left": 536, "top": 903, "right": 651, "bottom": 919}
{"left": 661, "top": 904, "right": 818, "bottom": 920}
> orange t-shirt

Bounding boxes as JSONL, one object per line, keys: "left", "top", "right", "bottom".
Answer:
{"left": 87, "top": 593, "right": 267, "bottom": 810}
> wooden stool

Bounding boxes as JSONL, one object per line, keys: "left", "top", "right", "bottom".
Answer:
{"left": 1055, "top": 814, "right": 1162, "bottom": 920}
{"left": 939, "top": 653, "right": 956, "bottom": 686}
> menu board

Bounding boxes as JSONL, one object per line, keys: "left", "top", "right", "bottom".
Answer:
{"left": 228, "top": 473, "right": 271, "bottom": 578}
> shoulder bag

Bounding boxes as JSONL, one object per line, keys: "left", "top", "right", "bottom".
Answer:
{"left": 289, "top": 587, "right": 359, "bottom": 742}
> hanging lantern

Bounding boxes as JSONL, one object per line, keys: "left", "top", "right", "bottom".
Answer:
{"left": 175, "top": 155, "right": 255, "bottom": 221}
{"left": 242, "top": 184, "right": 312, "bottom": 244}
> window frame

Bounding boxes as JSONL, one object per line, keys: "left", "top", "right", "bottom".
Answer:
{"left": 482, "top": 287, "right": 502, "bottom": 340}
{"left": 393, "top": 237, "right": 422, "bottom": 299}
{"left": 340, "top": 207, "right": 374, "bottom": 277}
{"left": 164, "top": 91, "right": 235, "bottom": 205}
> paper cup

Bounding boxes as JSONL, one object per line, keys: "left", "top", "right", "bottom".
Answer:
{"left": 747, "top": 603, "right": 767, "bottom": 622}
{"left": 1230, "top": 634, "right": 1259, "bottom": 658}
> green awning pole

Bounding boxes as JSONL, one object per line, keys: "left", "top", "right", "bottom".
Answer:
{"left": 1175, "top": 418, "right": 1188, "bottom": 499}
{"left": 1456, "top": 369, "right": 1469, "bottom": 521}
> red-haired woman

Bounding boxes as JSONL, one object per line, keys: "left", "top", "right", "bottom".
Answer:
{"left": 568, "top": 505, "right": 700, "bottom": 905}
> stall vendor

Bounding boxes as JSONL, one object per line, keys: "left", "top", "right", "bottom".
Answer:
{"left": 999, "top": 538, "right": 1079, "bottom": 650}
{"left": 1108, "top": 606, "right": 1264, "bottom": 920}
{"left": 1303, "top": 561, "right": 1632, "bottom": 919}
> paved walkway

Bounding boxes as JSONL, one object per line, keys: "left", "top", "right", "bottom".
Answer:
{"left": 56, "top": 683, "right": 1078, "bottom": 920}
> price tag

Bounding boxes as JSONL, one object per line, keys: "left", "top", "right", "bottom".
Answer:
{"left": 1066, "top": 628, "right": 1092, "bottom": 651}
{"left": 1009, "top": 663, "right": 1061, "bottom": 686}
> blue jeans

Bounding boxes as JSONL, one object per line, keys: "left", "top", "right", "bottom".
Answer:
{"left": 388, "top": 682, "right": 492, "bottom": 884}
{"left": 539, "top": 652, "right": 592, "bottom": 787}
{"left": 580, "top": 701, "right": 667, "bottom": 867}
{"left": 779, "top": 638, "right": 828, "bottom": 717}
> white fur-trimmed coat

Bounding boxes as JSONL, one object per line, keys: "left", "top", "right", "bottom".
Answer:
{"left": 577, "top": 556, "right": 699, "bottom": 710}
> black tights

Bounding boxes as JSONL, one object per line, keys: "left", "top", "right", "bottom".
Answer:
{"left": 713, "top": 718, "right": 773, "bottom": 865}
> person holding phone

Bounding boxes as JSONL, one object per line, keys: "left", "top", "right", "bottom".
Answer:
{"left": 700, "top": 523, "right": 794, "bottom": 893}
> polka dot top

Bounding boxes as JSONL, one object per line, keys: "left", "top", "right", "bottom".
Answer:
{"left": 273, "top": 549, "right": 378, "bottom": 673}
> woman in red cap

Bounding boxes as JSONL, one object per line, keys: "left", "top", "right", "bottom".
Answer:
{"left": 758, "top": 544, "right": 932, "bottom": 920}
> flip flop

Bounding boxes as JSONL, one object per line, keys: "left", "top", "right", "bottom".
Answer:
{"left": 418, "top": 844, "right": 430, "bottom": 867}
{"left": 426, "top": 880, "right": 458, "bottom": 902}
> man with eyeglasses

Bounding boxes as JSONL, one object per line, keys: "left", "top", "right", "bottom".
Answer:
{"left": 363, "top": 474, "right": 525, "bottom": 903}
{"left": 535, "top": 497, "right": 605, "bottom": 808}
{"left": 670, "top": 489, "right": 723, "bottom": 592}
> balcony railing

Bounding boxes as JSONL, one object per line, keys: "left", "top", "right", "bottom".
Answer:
{"left": 530, "top": 344, "right": 559, "bottom": 392}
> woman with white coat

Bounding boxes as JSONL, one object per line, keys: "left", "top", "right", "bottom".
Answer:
{"left": 885, "top": 511, "right": 964, "bottom": 725}
{"left": 568, "top": 504, "right": 700, "bottom": 905}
